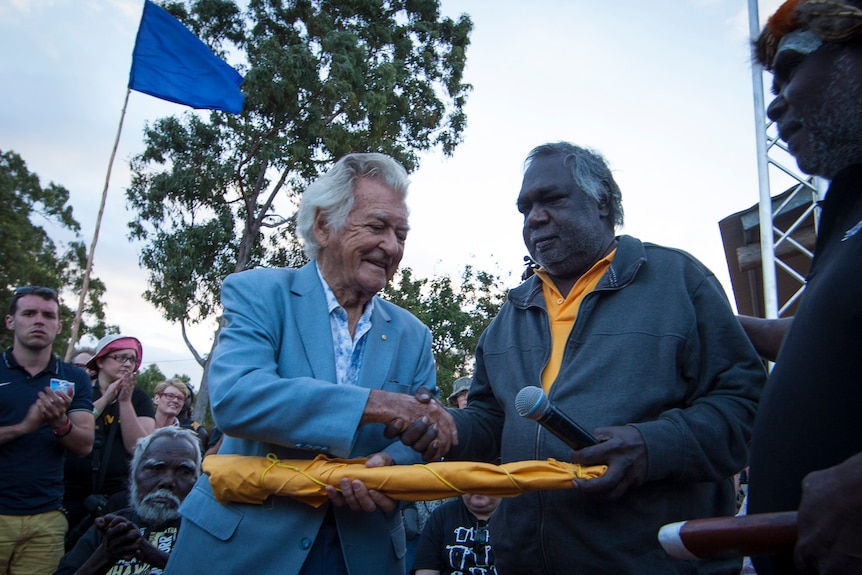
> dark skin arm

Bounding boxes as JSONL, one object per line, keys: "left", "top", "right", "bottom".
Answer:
{"left": 737, "top": 315, "right": 793, "bottom": 362}
{"left": 72, "top": 514, "right": 169, "bottom": 575}
{"left": 330, "top": 387, "right": 455, "bottom": 511}
{"left": 391, "top": 390, "right": 645, "bottom": 500}
{"left": 568, "top": 425, "right": 648, "bottom": 499}
{"left": 381, "top": 387, "right": 454, "bottom": 462}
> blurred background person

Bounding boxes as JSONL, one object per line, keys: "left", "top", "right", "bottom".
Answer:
{"left": 406, "top": 377, "right": 474, "bottom": 573}
{"left": 412, "top": 493, "right": 501, "bottom": 575}
{"left": 152, "top": 379, "right": 190, "bottom": 429}
{"left": 70, "top": 347, "right": 96, "bottom": 381}
{"left": 176, "top": 386, "right": 208, "bottom": 453}
{"left": 153, "top": 379, "right": 208, "bottom": 453}
{"left": 447, "top": 377, "right": 471, "bottom": 409}
{"left": 63, "top": 335, "right": 155, "bottom": 550}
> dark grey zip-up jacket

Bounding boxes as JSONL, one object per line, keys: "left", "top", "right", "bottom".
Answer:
{"left": 450, "top": 235, "right": 765, "bottom": 575}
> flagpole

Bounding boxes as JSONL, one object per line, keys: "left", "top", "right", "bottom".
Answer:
{"left": 66, "top": 88, "right": 132, "bottom": 360}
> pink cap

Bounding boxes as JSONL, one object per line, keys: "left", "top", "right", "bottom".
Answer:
{"left": 87, "top": 334, "right": 143, "bottom": 371}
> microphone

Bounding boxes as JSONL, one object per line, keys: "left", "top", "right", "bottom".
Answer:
{"left": 515, "top": 386, "right": 598, "bottom": 450}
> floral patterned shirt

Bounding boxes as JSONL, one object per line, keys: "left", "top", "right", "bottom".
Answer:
{"left": 317, "top": 263, "right": 373, "bottom": 386}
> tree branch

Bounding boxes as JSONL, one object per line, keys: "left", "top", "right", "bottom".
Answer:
{"left": 180, "top": 318, "right": 205, "bottom": 367}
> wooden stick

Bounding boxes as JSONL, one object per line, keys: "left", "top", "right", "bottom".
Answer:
{"left": 659, "top": 511, "right": 798, "bottom": 560}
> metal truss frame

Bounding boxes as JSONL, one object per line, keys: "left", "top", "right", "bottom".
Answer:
{"left": 747, "top": 0, "right": 826, "bottom": 320}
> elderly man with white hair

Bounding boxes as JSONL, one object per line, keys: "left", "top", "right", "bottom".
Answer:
{"left": 54, "top": 427, "right": 201, "bottom": 575}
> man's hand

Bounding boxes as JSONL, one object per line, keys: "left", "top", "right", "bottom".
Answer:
{"left": 94, "top": 513, "right": 172, "bottom": 570}
{"left": 16, "top": 402, "right": 45, "bottom": 436}
{"left": 368, "top": 387, "right": 456, "bottom": 462}
{"left": 325, "top": 453, "right": 398, "bottom": 513}
{"left": 794, "top": 452, "right": 862, "bottom": 574}
{"left": 569, "top": 425, "right": 648, "bottom": 499}
{"left": 95, "top": 514, "right": 143, "bottom": 561}
{"left": 382, "top": 387, "right": 453, "bottom": 462}
{"left": 36, "top": 387, "right": 72, "bottom": 429}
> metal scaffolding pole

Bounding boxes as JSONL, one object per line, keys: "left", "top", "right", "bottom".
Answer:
{"left": 748, "top": 0, "right": 778, "bottom": 320}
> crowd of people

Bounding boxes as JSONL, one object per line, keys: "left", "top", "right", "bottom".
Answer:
{"left": 2, "top": 1, "right": 861, "bottom": 573}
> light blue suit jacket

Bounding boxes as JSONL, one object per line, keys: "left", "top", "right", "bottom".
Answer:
{"left": 164, "top": 264, "right": 436, "bottom": 575}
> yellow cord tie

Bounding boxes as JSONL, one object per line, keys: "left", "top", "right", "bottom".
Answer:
{"left": 415, "top": 464, "right": 469, "bottom": 494}
{"left": 262, "top": 453, "right": 331, "bottom": 490}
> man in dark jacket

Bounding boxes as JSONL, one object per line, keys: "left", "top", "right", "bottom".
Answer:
{"left": 396, "top": 142, "right": 765, "bottom": 574}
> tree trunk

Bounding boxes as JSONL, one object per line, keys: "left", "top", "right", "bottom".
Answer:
{"left": 193, "top": 319, "right": 223, "bottom": 426}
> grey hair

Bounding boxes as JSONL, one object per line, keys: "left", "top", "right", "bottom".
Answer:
{"left": 296, "top": 153, "right": 411, "bottom": 260}
{"left": 525, "top": 142, "right": 624, "bottom": 228}
{"left": 130, "top": 426, "right": 202, "bottom": 481}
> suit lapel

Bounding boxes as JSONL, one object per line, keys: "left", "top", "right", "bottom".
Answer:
{"left": 359, "top": 301, "right": 395, "bottom": 390}
{"left": 292, "top": 263, "right": 337, "bottom": 383}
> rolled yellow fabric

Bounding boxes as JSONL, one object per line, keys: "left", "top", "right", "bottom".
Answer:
{"left": 203, "top": 453, "right": 607, "bottom": 507}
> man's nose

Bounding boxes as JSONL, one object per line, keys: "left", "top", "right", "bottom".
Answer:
{"left": 525, "top": 205, "right": 548, "bottom": 227}
{"left": 767, "top": 94, "right": 786, "bottom": 122}
{"left": 157, "top": 470, "right": 177, "bottom": 489}
{"left": 380, "top": 228, "right": 402, "bottom": 254}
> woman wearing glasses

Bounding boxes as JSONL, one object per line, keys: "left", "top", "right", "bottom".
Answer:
{"left": 153, "top": 379, "right": 209, "bottom": 454}
{"left": 62, "top": 334, "right": 156, "bottom": 550}
{"left": 153, "top": 379, "right": 191, "bottom": 429}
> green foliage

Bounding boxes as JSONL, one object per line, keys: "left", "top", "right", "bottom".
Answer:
{"left": 135, "top": 363, "right": 167, "bottom": 398}
{"left": 127, "top": 0, "right": 472, "bottom": 329}
{"left": 382, "top": 265, "right": 508, "bottom": 401}
{"left": 0, "top": 150, "right": 113, "bottom": 353}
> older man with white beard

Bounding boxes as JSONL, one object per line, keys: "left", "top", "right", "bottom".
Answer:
{"left": 54, "top": 427, "right": 201, "bottom": 575}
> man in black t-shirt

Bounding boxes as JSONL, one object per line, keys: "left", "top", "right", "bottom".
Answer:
{"left": 740, "top": 3, "right": 862, "bottom": 573}
{"left": 412, "top": 494, "right": 501, "bottom": 575}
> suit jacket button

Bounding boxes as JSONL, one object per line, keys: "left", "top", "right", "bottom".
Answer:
{"left": 300, "top": 537, "right": 312, "bottom": 550}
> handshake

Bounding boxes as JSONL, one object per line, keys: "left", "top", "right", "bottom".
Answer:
{"left": 369, "top": 386, "right": 457, "bottom": 462}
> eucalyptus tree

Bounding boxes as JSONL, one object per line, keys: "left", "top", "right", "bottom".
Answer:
{"left": 126, "top": 0, "right": 473, "bottom": 415}
{"left": 382, "top": 265, "right": 508, "bottom": 400}
{"left": 0, "top": 150, "right": 111, "bottom": 353}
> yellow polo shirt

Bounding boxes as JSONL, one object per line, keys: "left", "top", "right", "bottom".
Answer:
{"left": 536, "top": 249, "right": 616, "bottom": 392}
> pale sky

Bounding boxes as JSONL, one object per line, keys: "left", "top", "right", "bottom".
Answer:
{"left": 0, "top": 0, "right": 783, "bottom": 386}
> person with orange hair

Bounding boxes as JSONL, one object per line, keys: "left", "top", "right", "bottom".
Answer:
{"left": 739, "top": 2, "right": 862, "bottom": 574}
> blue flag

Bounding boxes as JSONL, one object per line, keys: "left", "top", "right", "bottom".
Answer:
{"left": 129, "top": 0, "right": 244, "bottom": 114}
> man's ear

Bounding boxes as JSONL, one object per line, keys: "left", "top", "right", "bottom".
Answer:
{"left": 597, "top": 182, "right": 612, "bottom": 217}
{"left": 313, "top": 209, "right": 330, "bottom": 248}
